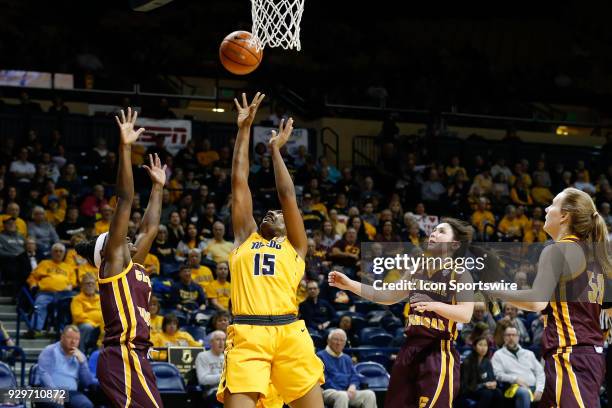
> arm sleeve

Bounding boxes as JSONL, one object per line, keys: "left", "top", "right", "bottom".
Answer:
{"left": 533, "top": 354, "right": 545, "bottom": 393}
{"left": 37, "top": 347, "right": 57, "bottom": 388}
{"left": 78, "top": 359, "right": 95, "bottom": 387}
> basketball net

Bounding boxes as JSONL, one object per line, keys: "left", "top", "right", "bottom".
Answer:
{"left": 250, "top": 0, "right": 305, "bottom": 51}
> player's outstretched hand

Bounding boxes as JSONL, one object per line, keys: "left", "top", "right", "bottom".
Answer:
{"left": 143, "top": 153, "right": 167, "bottom": 186}
{"left": 115, "top": 107, "right": 145, "bottom": 145}
{"left": 269, "top": 118, "right": 294, "bottom": 150}
{"left": 328, "top": 270, "right": 353, "bottom": 290}
{"left": 234, "top": 92, "right": 265, "bottom": 129}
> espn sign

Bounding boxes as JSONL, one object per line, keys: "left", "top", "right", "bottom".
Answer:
{"left": 134, "top": 118, "right": 192, "bottom": 155}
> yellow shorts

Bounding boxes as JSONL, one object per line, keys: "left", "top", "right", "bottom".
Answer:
{"left": 217, "top": 319, "right": 325, "bottom": 404}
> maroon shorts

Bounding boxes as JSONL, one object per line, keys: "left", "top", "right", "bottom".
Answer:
{"left": 385, "top": 339, "right": 459, "bottom": 408}
{"left": 540, "top": 346, "right": 605, "bottom": 408}
{"left": 97, "top": 345, "right": 163, "bottom": 408}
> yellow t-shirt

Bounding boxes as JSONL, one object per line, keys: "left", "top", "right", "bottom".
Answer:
{"left": 531, "top": 187, "right": 553, "bottom": 205}
{"left": 191, "top": 265, "right": 214, "bottom": 291}
{"left": 196, "top": 150, "right": 220, "bottom": 167}
{"left": 205, "top": 280, "right": 231, "bottom": 310}
{"left": 65, "top": 248, "right": 98, "bottom": 287}
{"left": 206, "top": 239, "right": 234, "bottom": 264}
{"left": 45, "top": 208, "right": 65, "bottom": 226}
{"left": 0, "top": 215, "right": 27, "bottom": 237}
{"left": 471, "top": 210, "right": 496, "bottom": 233}
{"left": 150, "top": 315, "right": 164, "bottom": 335}
{"left": 26, "top": 260, "right": 75, "bottom": 292}
{"left": 229, "top": 232, "right": 304, "bottom": 315}
{"left": 152, "top": 330, "right": 201, "bottom": 348}
{"left": 94, "top": 219, "right": 111, "bottom": 235}
{"left": 70, "top": 293, "right": 103, "bottom": 327}
{"left": 498, "top": 217, "right": 523, "bottom": 236}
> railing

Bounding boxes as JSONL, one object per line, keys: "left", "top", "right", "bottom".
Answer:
{"left": 0, "top": 346, "right": 26, "bottom": 386}
{"left": 16, "top": 287, "right": 35, "bottom": 347}
{"left": 351, "top": 135, "right": 378, "bottom": 168}
{"left": 320, "top": 127, "right": 340, "bottom": 167}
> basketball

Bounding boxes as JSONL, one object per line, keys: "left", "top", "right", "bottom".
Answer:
{"left": 219, "top": 31, "right": 263, "bottom": 75}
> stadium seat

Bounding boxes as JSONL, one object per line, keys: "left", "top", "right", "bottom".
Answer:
{"left": 360, "top": 351, "right": 391, "bottom": 369}
{"left": 151, "top": 362, "right": 186, "bottom": 394}
{"left": 365, "top": 310, "right": 388, "bottom": 326}
{"left": 365, "top": 333, "right": 394, "bottom": 347}
{"left": 29, "top": 364, "right": 41, "bottom": 387}
{"left": 354, "top": 362, "right": 390, "bottom": 391}
{"left": 89, "top": 349, "right": 100, "bottom": 382}
{"left": 0, "top": 362, "right": 24, "bottom": 408}
{"left": 354, "top": 300, "right": 383, "bottom": 314}
{"left": 350, "top": 315, "right": 367, "bottom": 332}
{"left": 359, "top": 327, "right": 388, "bottom": 344}
{"left": 309, "top": 331, "right": 326, "bottom": 349}
{"left": 184, "top": 325, "right": 207, "bottom": 343}
{"left": 381, "top": 316, "right": 403, "bottom": 333}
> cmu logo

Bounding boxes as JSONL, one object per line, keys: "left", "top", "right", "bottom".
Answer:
{"left": 140, "top": 126, "right": 189, "bottom": 144}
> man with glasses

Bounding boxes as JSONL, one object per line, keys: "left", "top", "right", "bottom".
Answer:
{"left": 491, "top": 326, "right": 544, "bottom": 408}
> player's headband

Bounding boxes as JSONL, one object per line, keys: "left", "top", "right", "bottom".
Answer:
{"left": 94, "top": 232, "right": 109, "bottom": 268}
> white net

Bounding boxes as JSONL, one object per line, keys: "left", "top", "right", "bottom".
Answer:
{"left": 250, "top": 0, "right": 305, "bottom": 51}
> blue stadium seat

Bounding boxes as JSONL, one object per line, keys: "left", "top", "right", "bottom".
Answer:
{"left": 184, "top": 325, "right": 207, "bottom": 343}
{"left": 354, "top": 362, "right": 390, "bottom": 391}
{"left": 151, "top": 362, "right": 186, "bottom": 394}
{"left": 360, "top": 351, "right": 391, "bottom": 370}
{"left": 0, "top": 363, "right": 24, "bottom": 408}
{"left": 365, "top": 311, "right": 388, "bottom": 326}
{"left": 381, "top": 316, "right": 403, "bottom": 333}
{"left": 89, "top": 349, "right": 100, "bottom": 382}
{"left": 354, "top": 301, "right": 383, "bottom": 315}
{"left": 309, "top": 331, "right": 326, "bottom": 349}
{"left": 29, "top": 364, "right": 41, "bottom": 387}
{"left": 359, "top": 327, "right": 388, "bottom": 344}
{"left": 350, "top": 315, "right": 367, "bottom": 332}
{"left": 365, "top": 333, "right": 394, "bottom": 347}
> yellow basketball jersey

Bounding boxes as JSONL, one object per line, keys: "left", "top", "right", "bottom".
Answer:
{"left": 229, "top": 232, "right": 305, "bottom": 315}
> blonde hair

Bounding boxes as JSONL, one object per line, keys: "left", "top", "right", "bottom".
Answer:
{"left": 560, "top": 187, "right": 612, "bottom": 275}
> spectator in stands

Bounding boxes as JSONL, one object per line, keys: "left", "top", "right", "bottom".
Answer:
{"left": 471, "top": 198, "right": 495, "bottom": 240}
{"left": 491, "top": 326, "right": 544, "bottom": 407}
{"left": 79, "top": 184, "right": 107, "bottom": 219}
{"left": 151, "top": 314, "right": 201, "bottom": 360}
{"left": 56, "top": 163, "right": 82, "bottom": 195}
{"left": 460, "top": 302, "right": 497, "bottom": 344}
{"left": 317, "top": 328, "right": 377, "bottom": 408}
{"left": 337, "top": 315, "right": 360, "bottom": 348}
{"left": 195, "top": 330, "right": 226, "bottom": 405}
{"left": 9, "top": 148, "right": 36, "bottom": 188}
{"left": 146, "top": 134, "right": 171, "bottom": 163}
{"left": 532, "top": 160, "right": 551, "bottom": 188}
{"left": 460, "top": 336, "right": 503, "bottom": 407}
{"left": 299, "top": 281, "right": 335, "bottom": 332}
{"left": 26, "top": 242, "right": 74, "bottom": 336}
{"left": 305, "top": 238, "right": 328, "bottom": 280}
{"left": 151, "top": 225, "right": 177, "bottom": 275}
{"left": 37, "top": 325, "right": 95, "bottom": 408}
{"left": 70, "top": 273, "right": 101, "bottom": 354}
{"left": 206, "top": 221, "right": 233, "bottom": 263}
{"left": 149, "top": 296, "right": 163, "bottom": 335}
{"left": 166, "top": 210, "right": 184, "bottom": 247}
{"left": 471, "top": 168, "right": 494, "bottom": 197}
{"left": 150, "top": 97, "right": 176, "bottom": 119}
{"left": 199, "top": 202, "right": 220, "bottom": 239}
{"left": 196, "top": 139, "right": 220, "bottom": 168}
{"left": 18, "top": 91, "right": 42, "bottom": 113}
{"left": 411, "top": 203, "right": 439, "bottom": 236}
{"left": 175, "top": 140, "right": 199, "bottom": 173}
{"left": 65, "top": 234, "right": 98, "bottom": 286}
{"left": 491, "top": 158, "right": 513, "bottom": 180}
{"left": 0, "top": 217, "right": 26, "bottom": 293}
{"left": 497, "top": 205, "right": 523, "bottom": 242}
{"left": 531, "top": 175, "right": 553, "bottom": 206}
{"left": 523, "top": 219, "right": 547, "bottom": 243}
{"left": 601, "top": 202, "right": 612, "bottom": 226}
{"left": 206, "top": 261, "right": 231, "bottom": 311}
{"left": 500, "top": 303, "right": 530, "bottom": 344}
{"left": 45, "top": 195, "right": 65, "bottom": 226}
{"left": 176, "top": 223, "right": 206, "bottom": 263}
{"left": 510, "top": 178, "right": 533, "bottom": 206}
{"left": 321, "top": 220, "right": 341, "bottom": 250}
{"left": 330, "top": 228, "right": 360, "bottom": 278}
{"left": 0, "top": 202, "right": 28, "bottom": 236}
{"left": 187, "top": 249, "right": 214, "bottom": 290}
{"left": 374, "top": 220, "right": 400, "bottom": 242}
{"left": 170, "top": 262, "right": 208, "bottom": 316}
{"left": 56, "top": 206, "right": 86, "bottom": 244}
{"left": 28, "top": 206, "right": 60, "bottom": 257}
{"left": 302, "top": 193, "right": 326, "bottom": 232}
{"left": 348, "top": 215, "right": 373, "bottom": 242}
{"left": 91, "top": 204, "right": 112, "bottom": 235}
{"left": 48, "top": 96, "right": 69, "bottom": 115}
{"left": 573, "top": 171, "right": 596, "bottom": 195}
{"left": 421, "top": 168, "right": 446, "bottom": 211}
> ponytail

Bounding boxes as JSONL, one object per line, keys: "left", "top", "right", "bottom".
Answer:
{"left": 592, "top": 213, "right": 612, "bottom": 278}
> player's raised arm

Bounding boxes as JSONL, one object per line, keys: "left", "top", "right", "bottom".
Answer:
{"left": 269, "top": 118, "right": 307, "bottom": 259}
{"left": 133, "top": 153, "right": 167, "bottom": 265}
{"left": 231, "top": 92, "right": 265, "bottom": 246}
{"left": 103, "top": 108, "right": 145, "bottom": 278}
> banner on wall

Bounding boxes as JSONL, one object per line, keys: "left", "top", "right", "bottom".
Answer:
{"left": 252, "top": 126, "right": 309, "bottom": 158}
{"left": 134, "top": 117, "right": 192, "bottom": 155}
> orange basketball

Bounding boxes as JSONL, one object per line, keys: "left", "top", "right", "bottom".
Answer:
{"left": 219, "top": 31, "right": 263, "bottom": 75}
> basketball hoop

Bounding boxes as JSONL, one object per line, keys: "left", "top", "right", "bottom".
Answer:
{"left": 250, "top": 0, "right": 305, "bottom": 51}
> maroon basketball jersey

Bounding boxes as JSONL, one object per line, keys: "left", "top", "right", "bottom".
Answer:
{"left": 405, "top": 268, "right": 458, "bottom": 341}
{"left": 542, "top": 235, "right": 604, "bottom": 355}
{"left": 99, "top": 261, "right": 153, "bottom": 350}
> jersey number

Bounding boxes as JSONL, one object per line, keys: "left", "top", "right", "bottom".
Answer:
{"left": 587, "top": 270, "right": 604, "bottom": 304}
{"left": 254, "top": 253, "right": 276, "bottom": 276}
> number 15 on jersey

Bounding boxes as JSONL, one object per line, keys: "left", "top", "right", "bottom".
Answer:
{"left": 254, "top": 253, "right": 276, "bottom": 276}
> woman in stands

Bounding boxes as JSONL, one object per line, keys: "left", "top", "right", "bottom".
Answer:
{"left": 76, "top": 108, "right": 164, "bottom": 408}
{"left": 459, "top": 336, "right": 503, "bottom": 407}
{"left": 329, "top": 218, "right": 475, "bottom": 408}
{"left": 217, "top": 92, "right": 324, "bottom": 408}
{"left": 487, "top": 187, "right": 611, "bottom": 408}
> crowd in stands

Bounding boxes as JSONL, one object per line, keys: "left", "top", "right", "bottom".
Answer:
{"left": 0, "top": 98, "right": 611, "bottom": 407}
